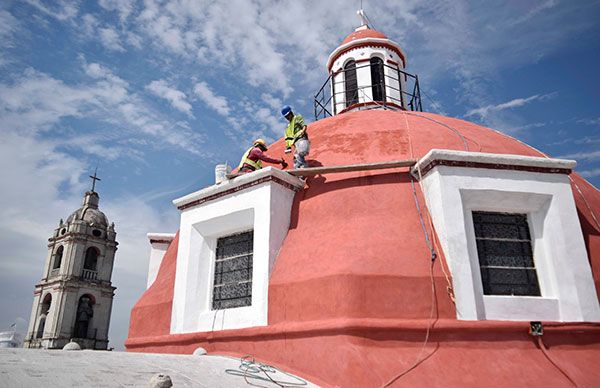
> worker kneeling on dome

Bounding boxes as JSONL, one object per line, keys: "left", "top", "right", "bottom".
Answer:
{"left": 237, "top": 138, "right": 287, "bottom": 174}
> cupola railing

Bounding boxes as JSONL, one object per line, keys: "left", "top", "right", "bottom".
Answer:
{"left": 313, "top": 62, "right": 422, "bottom": 120}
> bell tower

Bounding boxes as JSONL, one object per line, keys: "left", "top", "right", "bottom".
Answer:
{"left": 24, "top": 173, "right": 118, "bottom": 350}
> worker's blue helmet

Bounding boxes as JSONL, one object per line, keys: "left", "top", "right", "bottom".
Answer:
{"left": 281, "top": 105, "right": 292, "bottom": 117}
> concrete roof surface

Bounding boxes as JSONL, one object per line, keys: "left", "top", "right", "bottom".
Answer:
{"left": 0, "top": 348, "right": 318, "bottom": 388}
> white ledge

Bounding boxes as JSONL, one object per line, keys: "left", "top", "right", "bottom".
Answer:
{"left": 147, "top": 233, "right": 176, "bottom": 243}
{"left": 413, "top": 149, "right": 576, "bottom": 177}
{"left": 172, "top": 167, "right": 305, "bottom": 210}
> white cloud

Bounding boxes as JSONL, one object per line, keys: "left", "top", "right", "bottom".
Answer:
{"left": 261, "top": 93, "right": 282, "bottom": 111}
{"left": 0, "top": 64, "right": 205, "bottom": 156}
{"left": 99, "top": 27, "right": 126, "bottom": 52}
{"left": 98, "top": 0, "right": 135, "bottom": 23}
{"left": 0, "top": 10, "right": 18, "bottom": 47}
{"left": 559, "top": 150, "right": 600, "bottom": 162}
{"left": 194, "top": 81, "right": 230, "bottom": 116}
{"left": 579, "top": 168, "right": 600, "bottom": 178}
{"left": 24, "top": 0, "right": 79, "bottom": 21}
{"left": 465, "top": 93, "right": 558, "bottom": 119}
{"left": 146, "top": 79, "right": 194, "bottom": 117}
{"left": 577, "top": 117, "right": 600, "bottom": 126}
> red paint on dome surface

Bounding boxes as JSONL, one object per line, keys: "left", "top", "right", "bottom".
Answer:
{"left": 126, "top": 110, "right": 600, "bottom": 387}
{"left": 341, "top": 27, "right": 388, "bottom": 45}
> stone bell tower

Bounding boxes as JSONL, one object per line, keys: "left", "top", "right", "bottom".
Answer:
{"left": 24, "top": 172, "right": 117, "bottom": 350}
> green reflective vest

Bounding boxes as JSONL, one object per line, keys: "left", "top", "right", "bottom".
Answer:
{"left": 285, "top": 114, "right": 306, "bottom": 148}
{"left": 238, "top": 146, "right": 262, "bottom": 170}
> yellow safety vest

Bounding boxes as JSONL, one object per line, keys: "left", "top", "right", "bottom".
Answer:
{"left": 285, "top": 114, "right": 306, "bottom": 148}
{"left": 237, "top": 146, "right": 262, "bottom": 170}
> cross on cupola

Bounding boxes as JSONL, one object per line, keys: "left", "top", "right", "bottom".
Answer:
{"left": 89, "top": 169, "right": 101, "bottom": 193}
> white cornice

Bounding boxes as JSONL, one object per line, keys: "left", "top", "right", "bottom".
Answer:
{"left": 327, "top": 37, "right": 406, "bottom": 71}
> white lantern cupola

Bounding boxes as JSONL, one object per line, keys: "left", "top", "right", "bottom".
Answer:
{"left": 324, "top": 10, "right": 414, "bottom": 115}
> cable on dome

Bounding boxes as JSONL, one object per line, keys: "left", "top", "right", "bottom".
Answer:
{"left": 534, "top": 336, "right": 578, "bottom": 387}
{"left": 381, "top": 113, "right": 445, "bottom": 387}
{"left": 403, "top": 111, "right": 456, "bottom": 304}
{"left": 404, "top": 111, "right": 470, "bottom": 151}
{"left": 224, "top": 355, "right": 308, "bottom": 388}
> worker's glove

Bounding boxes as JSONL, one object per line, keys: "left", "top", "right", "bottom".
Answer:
{"left": 280, "top": 159, "right": 288, "bottom": 169}
{"left": 284, "top": 148, "right": 292, "bottom": 154}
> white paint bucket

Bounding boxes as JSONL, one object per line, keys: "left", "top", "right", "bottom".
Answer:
{"left": 215, "top": 164, "right": 232, "bottom": 184}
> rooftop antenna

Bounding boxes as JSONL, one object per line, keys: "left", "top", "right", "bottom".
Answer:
{"left": 89, "top": 165, "right": 101, "bottom": 193}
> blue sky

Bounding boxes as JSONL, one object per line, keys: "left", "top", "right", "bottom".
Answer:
{"left": 1, "top": 0, "right": 599, "bottom": 350}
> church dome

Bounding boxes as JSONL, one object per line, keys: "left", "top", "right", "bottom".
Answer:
{"left": 127, "top": 16, "right": 600, "bottom": 388}
{"left": 67, "top": 207, "right": 109, "bottom": 227}
{"left": 127, "top": 108, "right": 600, "bottom": 348}
{"left": 341, "top": 27, "right": 388, "bottom": 44}
{"left": 66, "top": 191, "right": 109, "bottom": 227}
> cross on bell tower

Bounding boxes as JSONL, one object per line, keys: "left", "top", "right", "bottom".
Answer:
{"left": 89, "top": 168, "right": 101, "bottom": 193}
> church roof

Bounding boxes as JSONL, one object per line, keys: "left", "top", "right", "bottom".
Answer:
{"left": 126, "top": 110, "right": 600, "bottom": 386}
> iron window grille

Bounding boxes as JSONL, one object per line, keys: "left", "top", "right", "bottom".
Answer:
{"left": 472, "top": 211, "right": 541, "bottom": 296}
{"left": 212, "top": 230, "right": 254, "bottom": 310}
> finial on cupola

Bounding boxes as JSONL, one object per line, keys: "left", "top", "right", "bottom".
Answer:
{"left": 356, "top": 9, "right": 371, "bottom": 28}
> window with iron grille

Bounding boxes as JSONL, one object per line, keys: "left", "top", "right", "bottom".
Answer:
{"left": 472, "top": 211, "right": 541, "bottom": 296}
{"left": 212, "top": 230, "right": 253, "bottom": 310}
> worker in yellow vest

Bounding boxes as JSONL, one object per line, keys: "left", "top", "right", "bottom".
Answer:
{"left": 281, "top": 105, "right": 310, "bottom": 169}
{"left": 238, "top": 139, "right": 288, "bottom": 173}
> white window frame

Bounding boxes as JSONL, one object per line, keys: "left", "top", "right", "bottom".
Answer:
{"left": 170, "top": 167, "right": 304, "bottom": 333}
{"left": 416, "top": 149, "right": 600, "bottom": 322}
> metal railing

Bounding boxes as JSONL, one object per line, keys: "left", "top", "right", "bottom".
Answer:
{"left": 313, "top": 62, "right": 422, "bottom": 121}
{"left": 50, "top": 268, "right": 60, "bottom": 277}
{"left": 81, "top": 269, "right": 98, "bottom": 280}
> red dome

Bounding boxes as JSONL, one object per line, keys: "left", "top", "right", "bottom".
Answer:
{"left": 127, "top": 110, "right": 600, "bottom": 387}
{"left": 341, "top": 27, "right": 388, "bottom": 45}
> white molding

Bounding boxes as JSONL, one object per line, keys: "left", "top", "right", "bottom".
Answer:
{"left": 414, "top": 149, "right": 576, "bottom": 174}
{"left": 147, "top": 233, "right": 175, "bottom": 242}
{"left": 327, "top": 37, "right": 406, "bottom": 70}
{"left": 173, "top": 167, "right": 304, "bottom": 210}
{"left": 170, "top": 169, "right": 302, "bottom": 333}
{"left": 419, "top": 157, "right": 599, "bottom": 322}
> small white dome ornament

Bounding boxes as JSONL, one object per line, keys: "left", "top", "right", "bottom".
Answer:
{"left": 62, "top": 341, "right": 81, "bottom": 351}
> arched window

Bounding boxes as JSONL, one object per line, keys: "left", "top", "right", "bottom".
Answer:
{"left": 84, "top": 247, "right": 99, "bottom": 271}
{"left": 74, "top": 295, "right": 94, "bottom": 339}
{"left": 344, "top": 60, "right": 358, "bottom": 108}
{"left": 370, "top": 57, "right": 386, "bottom": 102}
{"left": 52, "top": 246, "right": 63, "bottom": 270}
{"left": 36, "top": 294, "right": 52, "bottom": 339}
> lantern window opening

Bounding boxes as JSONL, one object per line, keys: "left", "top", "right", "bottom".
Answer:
{"left": 314, "top": 61, "right": 422, "bottom": 120}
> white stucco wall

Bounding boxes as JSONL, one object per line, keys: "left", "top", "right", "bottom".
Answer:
{"left": 146, "top": 233, "right": 175, "bottom": 289}
{"left": 417, "top": 150, "right": 600, "bottom": 322}
{"left": 170, "top": 168, "right": 303, "bottom": 333}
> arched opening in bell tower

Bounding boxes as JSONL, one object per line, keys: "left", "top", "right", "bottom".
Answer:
{"left": 84, "top": 247, "right": 99, "bottom": 271}
{"left": 52, "top": 246, "right": 63, "bottom": 270}
{"left": 36, "top": 293, "right": 52, "bottom": 339}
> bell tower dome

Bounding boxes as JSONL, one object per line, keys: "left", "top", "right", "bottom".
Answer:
{"left": 322, "top": 10, "right": 419, "bottom": 116}
{"left": 24, "top": 172, "right": 118, "bottom": 350}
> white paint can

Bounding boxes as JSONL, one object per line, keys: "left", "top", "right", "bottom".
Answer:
{"left": 215, "top": 164, "right": 232, "bottom": 184}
